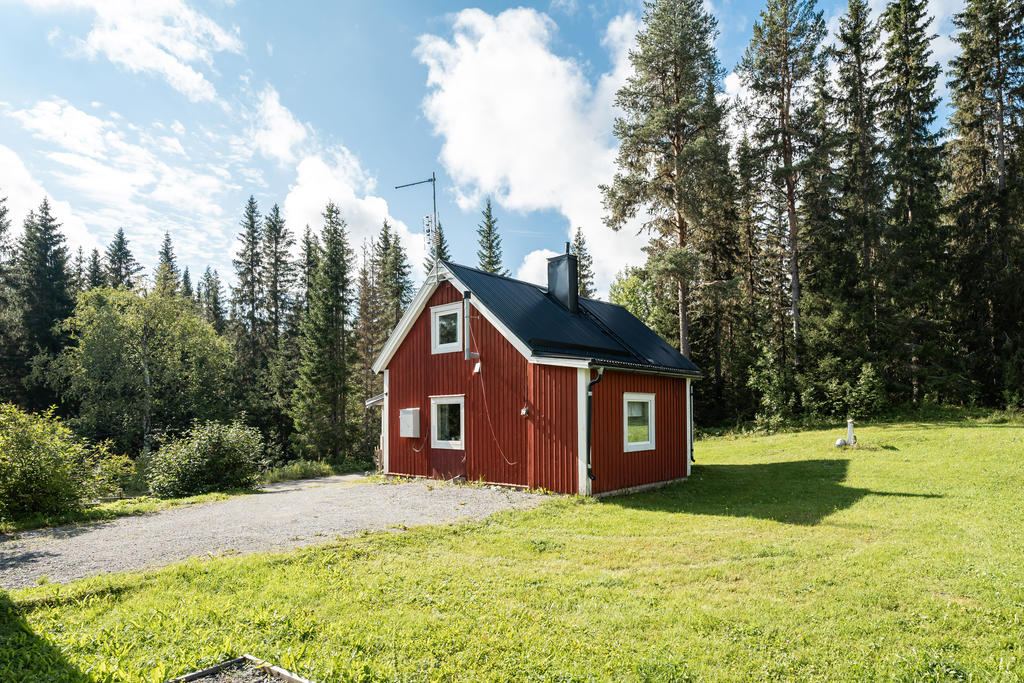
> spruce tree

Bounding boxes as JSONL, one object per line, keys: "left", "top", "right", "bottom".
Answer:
{"left": 86, "top": 248, "right": 106, "bottom": 289}
{"left": 105, "top": 228, "right": 142, "bottom": 288}
{"left": 738, "top": 0, "right": 826, "bottom": 365}
{"left": 199, "top": 267, "right": 227, "bottom": 334}
{"left": 377, "top": 221, "right": 413, "bottom": 331}
{"left": 423, "top": 221, "right": 451, "bottom": 275}
{"left": 260, "top": 203, "right": 295, "bottom": 352}
{"left": 571, "top": 227, "right": 596, "bottom": 298}
{"left": 878, "top": 0, "right": 947, "bottom": 401}
{"left": 354, "top": 239, "right": 383, "bottom": 458}
{"left": 297, "top": 226, "right": 321, "bottom": 317}
{"left": 15, "top": 198, "right": 74, "bottom": 402}
{"left": 231, "top": 195, "right": 265, "bottom": 372}
{"left": 601, "top": 0, "right": 730, "bottom": 357}
{"left": 292, "top": 202, "right": 355, "bottom": 460}
{"left": 475, "top": 199, "right": 507, "bottom": 275}
{"left": 154, "top": 232, "right": 179, "bottom": 295}
{"left": 0, "top": 194, "right": 25, "bottom": 402}
{"left": 834, "top": 0, "right": 885, "bottom": 353}
{"left": 180, "top": 267, "right": 194, "bottom": 300}
{"left": 72, "top": 247, "right": 86, "bottom": 292}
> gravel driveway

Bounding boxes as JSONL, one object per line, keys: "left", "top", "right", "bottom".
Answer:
{"left": 0, "top": 476, "right": 544, "bottom": 590}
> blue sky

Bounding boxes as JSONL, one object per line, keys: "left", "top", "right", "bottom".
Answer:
{"left": 0, "top": 0, "right": 961, "bottom": 296}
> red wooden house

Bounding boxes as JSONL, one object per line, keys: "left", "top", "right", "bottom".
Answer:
{"left": 369, "top": 246, "right": 701, "bottom": 496}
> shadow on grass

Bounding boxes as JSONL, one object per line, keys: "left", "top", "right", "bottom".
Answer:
{"left": 609, "top": 459, "right": 941, "bottom": 526}
{"left": 0, "top": 591, "right": 89, "bottom": 682}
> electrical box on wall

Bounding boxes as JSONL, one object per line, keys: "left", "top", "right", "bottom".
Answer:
{"left": 399, "top": 408, "right": 420, "bottom": 438}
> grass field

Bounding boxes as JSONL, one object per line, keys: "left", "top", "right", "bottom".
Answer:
{"left": 2, "top": 419, "right": 1023, "bottom": 681}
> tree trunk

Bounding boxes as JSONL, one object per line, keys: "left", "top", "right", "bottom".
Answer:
{"left": 677, "top": 223, "right": 690, "bottom": 358}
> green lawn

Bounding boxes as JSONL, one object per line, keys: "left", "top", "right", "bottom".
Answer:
{"left": 3, "top": 420, "right": 1023, "bottom": 681}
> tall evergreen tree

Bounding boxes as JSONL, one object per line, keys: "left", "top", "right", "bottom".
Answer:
{"left": 377, "top": 221, "right": 413, "bottom": 331}
{"left": 834, "top": 0, "right": 885, "bottom": 353}
{"left": 571, "top": 227, "right": 596, "bottom": 298}
{"left": 199, "top": 267, "right": 227, "bottom": 334}
{"left": 738, "top": 0, "right": 826, "bottom": 365}
{"left": 945, "top": 0, "right": 1024, "bottom": 403}
{"left": 154, "top": 232, "right": 179, "bottom": 295}
{"left": 86, "top": 248, "right": 106, "bottom": 289}
{"left": 354, "top": 239, "right": 383, "bottom": 458}
{"left": 104, "top": 228, "right": 142, "bottom": 288}
{"left": 72, "top": 247, "right": 86, "bottom": 292}
{"left": 231, "top": 195, "right": 265, "bottom": 373}
{"left": 0, "top": 193, "right": 25, "bottom": 402}
{"left": 14, "top": 198, "right": 75, "bottom": 407}
{"left": 292, "top": 202, "right": 355, "bottom": 460}
{"left": 296, "top": 225, "right": 321, "bottom": 317}
{"left": 260, "top": 203, "right": 295, "bottom": 352}
{"left": 475, "top": 199, "right": 507, "bottom": 275}
{"left": 423, "top": 221, "right": 451, "bottom": 275}
{"left": 180, "top": 267, "right": 194, "bottom": 300}
{"left": 878, "top": 0, "right": 947, "bottom": 401}
{"left": 602, "top": 0, "right": 730, "bottom": 357}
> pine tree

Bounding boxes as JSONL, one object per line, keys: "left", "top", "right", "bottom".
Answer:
{"left": 260, "top": 203, "right": 295, "bottom": 352}
{"left": 377, "top": 221, "right": 413, "bottom": 331}
{"left": 105, "top": 228, "right": 142, "bottom": 288}
{"left": 72, "top": 247, "right": 86, "bottom": 292}
{"left": 475, "top": 199, "right": 507, "bottom": 275}
{"left": 878, "top": 0, "right": 947, "bottom": 401}
{"left": 834, "top": 0, "right": 885, "bottom": 353}
{"left": 231, "top": 196, "right": 265, "bottom": 373}
{"left": 423, "top": 221, "right": 451, "bottom": 275}
{"left": 738, "top": 0, "right": 826, "bottom": 365}
{"left": 154, "top": 232, "right": 179, "bottom": 295}
{"left": 945, "top": 0, "right": 1024, "bottom": 403}
{"left": 602, "top": 0, "right": 730, "bottom": 357}
{"left": 15, "top": 198, "right": 74, "bottom": 399}
{"left": 180, "top": 267, "right": 194, "bottom": 300}
{"left": 571, "top": 227, "right": 596, "bottom": 298}
{"left": 86, "top": 248, "right": 106, "bottom": 289}
{"left": 292, "top": 202, "right": 355, "bottom": 460}
{"left": 199, "top": 267, "right": 227, "bottom": 334}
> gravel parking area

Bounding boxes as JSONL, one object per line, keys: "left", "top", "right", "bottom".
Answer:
{"left": 0, "top": 476, "right": 544, "bottom": 590}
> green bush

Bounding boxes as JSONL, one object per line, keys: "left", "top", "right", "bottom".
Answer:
{"left": 263, "top": 459, "right": 336, "bottom": 485}
{"left": 147, "top": 421, "right": 264, "bottom": 498}
{"left": 0, "top": 404, "right": 132, "bottom": 520}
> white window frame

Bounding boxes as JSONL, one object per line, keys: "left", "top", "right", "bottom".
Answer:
{"left": 430, "top": 302, "right": 463, "bottom": 355}
{"left": 430, "top": 394, "right": 465, "bottom": 450}
{"left": 623, "top": 392, "right": 656, "bottom": 453}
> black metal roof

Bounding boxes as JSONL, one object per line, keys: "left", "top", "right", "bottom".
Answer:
{"left": 443, "top": 261, "right": 702, "bottom": 377}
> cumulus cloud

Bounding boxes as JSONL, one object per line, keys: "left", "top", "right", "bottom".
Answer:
{"left": 416, "top": 8, "right": 644, "bottom": 297}
{"left": 24, "top": 0, "right": 242, "bottom": 103}
{"left": 515, "top": 248, "right": 559, "bottom": 285}
{"left": 283, "top": 150, "right": 427, "bottom": 281}
{"left": 0, "top": 144, "right": 93, "bottom": 252}
{"left": 251, "top": 85, "right": 309, "bottom": 165}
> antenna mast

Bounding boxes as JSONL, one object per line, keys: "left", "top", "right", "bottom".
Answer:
{"left": 395, "top": 171, "right": 439, "bottom": 283}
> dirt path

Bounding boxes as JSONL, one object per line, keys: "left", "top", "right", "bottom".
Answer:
{"left": 0, "top": 477, "right": 544, "bottom": 589}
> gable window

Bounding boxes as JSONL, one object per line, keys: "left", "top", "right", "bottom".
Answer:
{"left": 430, "top": 302, "right": 463, "bottom": 354}
{"left": 431, "top": 395, "right": 465, "bottom": 450}
{"left": 623, "top": 392, "right": 655, "bottom": 452}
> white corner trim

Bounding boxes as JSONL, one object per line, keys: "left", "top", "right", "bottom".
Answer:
{"left": 429, "top": 301, "right": 463, "bottom": 354}
{"left": 382, "top": 369, "right": 390, "bottom": 474}
{"left": 430, "top": 394, "right": 465, "bottom": 450}
{"left": 623, "top": 392, "right": 656, "bottom": 453}
{"left": 576, "top": 367, "right": 589, "bottom": 496}
{"left": 686, "top": 378, "right": 692, "bottom": 476}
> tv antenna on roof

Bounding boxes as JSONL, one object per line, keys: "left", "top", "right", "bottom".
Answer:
{"left": 395, "top": 171, "right": 439, "bottom": 283}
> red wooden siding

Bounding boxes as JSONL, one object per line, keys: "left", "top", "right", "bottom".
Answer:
{"left": 387, "top": 280, "right": 530, "bottom": 487}
{"left": 589, "top": 369, "right": 688, "bottom": 494}
{"left": 527, "top": 364, "right": 579, "bottom": 494}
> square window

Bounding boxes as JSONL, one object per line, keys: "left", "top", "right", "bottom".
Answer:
{"left": 623, "top": 392, "right": 655, "bottom": 452}
{"left": 430, "top": 302, "right": 463, "bottom": 354}
{"left": 431, "top": 395, "right": 465, "bottom": 449}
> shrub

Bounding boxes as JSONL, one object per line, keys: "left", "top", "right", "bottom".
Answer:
{"left": 263, "top": 459, "right": 336, "bottom": 485}
{"left": 0, "top": 404, "right": 132, "bottom": 520}
{"left": 147, "top": 420, "right": 264, "bottom": 498}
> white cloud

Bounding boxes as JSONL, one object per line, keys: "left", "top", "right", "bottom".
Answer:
{"left": 283, "top": 150, "right": 426, "bottom": 281}
{"left": 7, "top": 99, "right": 112, "bottom": 157}
{"left": 416, "top": 8, "right": 644, "bottom": 297}
{"left": 251, "top": 85, "right": 309, "bottom": 165}
{"left": 0, "top": 144, "right": 94, "bottom": 252}
{"left": 515, "top": 248, "right": 559, "bottom": 285}
{"left": 24, "top": 0, "right": 242, "bottom": 103}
